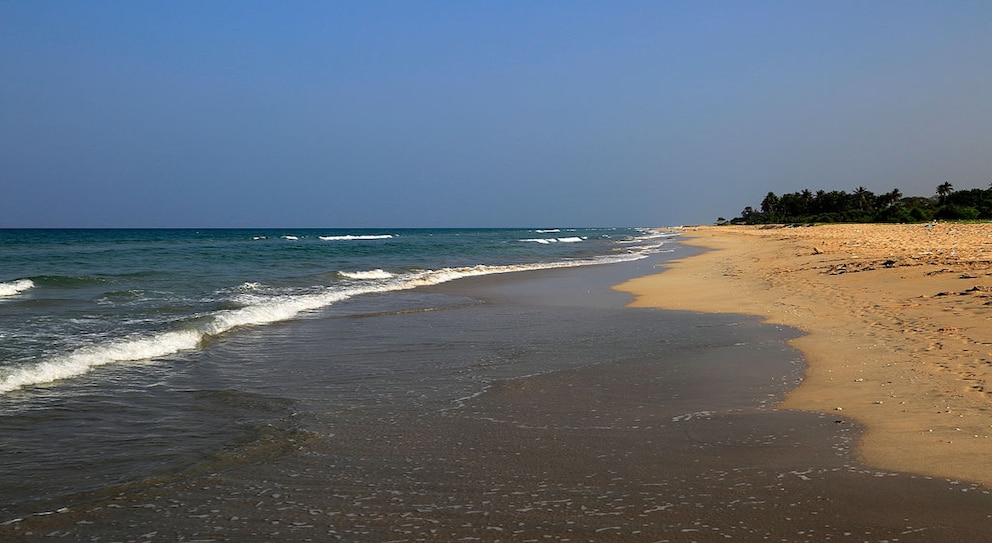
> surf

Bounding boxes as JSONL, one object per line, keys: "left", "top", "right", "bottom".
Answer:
{"left": 0, "top": 279, "right": 34, "bottom": 298}
{"left": 319, "top": 234, "right": 394, "bottom": 241}
{"left": 0, "top": 228, "right": 676, "bottom": 394}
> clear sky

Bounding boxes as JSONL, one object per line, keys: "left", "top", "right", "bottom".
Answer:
{"left": 2, "top": 1, "right": 991, "bottom": 227}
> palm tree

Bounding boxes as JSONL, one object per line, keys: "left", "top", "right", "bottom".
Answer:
{"left": 760, "top": 192, "right": 779, "bottom": 221}
{"left": 853, "top": 186, "right": 874, "bottom": 212}
{"left": 800, "top": 189, "right": 813, "bottom": 215}
{"left": 877, "top": 188, "right": 903, "bottom": 209}
{"left": 936, "top": 182, "right": 954, "bottom": 204}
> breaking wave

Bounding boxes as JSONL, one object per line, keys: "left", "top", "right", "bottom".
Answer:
{"left": 339, "top": 269, "right": 395, "bottom": 280}
{"left": 319, "top": 234, "right": 393, "bottom": 241}
{"left": 0, "top": 230, "right": 673, "bottom": 394}
{"left": 520, "top": 237, "right": 587, "bottom": 244}
{"left": 0, "top": 279, "right": 34, "bottom": 298}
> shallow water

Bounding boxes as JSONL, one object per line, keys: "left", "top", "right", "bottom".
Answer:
{"left": 4, "top": 252, "right": 992, "bottom": 541}
{"left": 0, "top": 228, "right": 667, "bottom": 515}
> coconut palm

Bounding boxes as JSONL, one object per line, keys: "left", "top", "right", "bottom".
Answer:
{"left": 936, "top": 182, "right": 954, "bottom": 204}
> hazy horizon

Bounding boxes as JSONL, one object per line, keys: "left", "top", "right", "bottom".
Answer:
{"left": 3, "top": 1, "right": 991, "bottom": 228}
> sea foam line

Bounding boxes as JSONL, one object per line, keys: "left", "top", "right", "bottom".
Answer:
{"left": 339, "top": 269, "right": 395, "bottom": 280}
{"left": 520, "top": 237, "right": 587, "bottom": 244}
{"left": 319, "top": 234, "right": 393, "bottom": 241}
{"left": 0, "top": 288, "right": 363, "bottom": 395}
{"left": 0, "top": 279, "right": 34, "bottom": 298}
{"left": 0, "top": 240, "right": 665, "bottom": 395}
{"left": 0, "top": 329, "right": 203, "bottom": 394}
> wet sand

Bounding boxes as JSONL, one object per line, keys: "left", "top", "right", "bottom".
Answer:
{"left": 617, "top": 223, "right": 992, "bottom": 488}
{"left": 4, "top": 253, "right": 992, "bottom": 541}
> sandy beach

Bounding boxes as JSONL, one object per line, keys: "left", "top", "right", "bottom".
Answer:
{"left": 5, "top": 247, "right": 992, "bottom": 541}
{"left": 616, "top": 223, "right": 992, "bottom": 487}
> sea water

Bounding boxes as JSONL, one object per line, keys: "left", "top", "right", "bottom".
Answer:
{"left": 0, "top": 227, "right": 675, "bottom": 516}
{"left": 7, "top": 229, "right": 988, "bottom": 541}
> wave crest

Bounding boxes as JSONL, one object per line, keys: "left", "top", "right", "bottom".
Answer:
{"left": 0, "top": 329, "right": 202, "bottom": 394}
{"left": 339, "top": 269, "right": 395, "bottom": 280}
{"left": 319, "top": 234, "right": 393, "bottom": 241}
{"left": 0, "top": 288, "right": 361, "bottom": 394}
{"left": 0, "top": 279, "right": 34, "bottom": 298}
{"left": 520, "top": 236, "right": 586, "bottom": 244}
{"left": 0, "top": 230, "right": 671, "bottom": 394}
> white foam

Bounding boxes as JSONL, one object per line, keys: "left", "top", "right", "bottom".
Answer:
{"left": 520, "top": 237, "right": 585, "bottom": 244}
{"left": 319, "top": 234, "right": 393, "bottom": 241}
{"left": 672, "top": 410, "right": 714, "bottom": 422}
{"left": 0, "top": 329, "right": 202, "bottom": 394}
{"left": 397, "top": 256, "right": 635, "bottom": 289}
{"left": 0, "top": 288, "right": 365, "bottom": 394}
{"left": 0, "top": 234, "right": 663, "bottom": 394}
{"left": 534, "top": 229, "right": 560, "bottom": 233}
{"left": 239, "top": 281, "right": 263, "bottom": 291}
{"left": 633, "top": 230, "right": 681, "bottom": 240}
{"left": 339, "top": 269, "right": 395, "bottom": 280}
{"left": 203, "top": 290, "right": 352, "bottom": 335}
{"left": 281, "top": 235, "right": 299, "bottom": 240}
{"left": 0, "top": 279, "right": 34, "bottom": 298}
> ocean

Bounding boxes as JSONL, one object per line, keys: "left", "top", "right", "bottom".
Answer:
{"left": 7, "top": 227, "right": 992, "bottom": 541}
{"left": 0, "top": 227, "right": 675, "bottom": 519}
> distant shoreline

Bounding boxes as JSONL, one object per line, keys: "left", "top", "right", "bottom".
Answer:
{"left": 615, "top": 222, "right": 992, "bottom": 486}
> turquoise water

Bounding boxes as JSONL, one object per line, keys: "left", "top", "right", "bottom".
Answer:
{"left": 0, "top": 228, "right": 670, "bottom": 394}
{"left": 0, "top": 227, "right": 675, "bottom": 515}
{"left": 5, "top": 228, "right": 991, "bottom": 540}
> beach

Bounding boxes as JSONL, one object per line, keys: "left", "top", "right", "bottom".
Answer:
{"left": 617, "top": 222, "right": 992, "bottom": 488}
{"left": 4, "top": 242, "right": 992, "bottom": 541}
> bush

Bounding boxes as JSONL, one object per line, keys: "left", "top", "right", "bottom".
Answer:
{"left": 936, "top": 205, "right": 980, "bottom": 220}
{"left": 909, "top": 207, "right": 933, "bottom": 222}
{"left": 875, "top": 206, "right": 916, "bottom": 223}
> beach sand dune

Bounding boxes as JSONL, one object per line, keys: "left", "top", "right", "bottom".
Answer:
{"left": 617, "top": 223, "right": 992, "bottom": 486}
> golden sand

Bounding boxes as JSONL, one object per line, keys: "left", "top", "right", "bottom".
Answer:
{"left": 615, "top": 223, "right": 992, "bottom": 486}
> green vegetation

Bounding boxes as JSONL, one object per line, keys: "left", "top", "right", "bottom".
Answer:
{"left": 725, "top": 183, "right": 992, "bottom": 225}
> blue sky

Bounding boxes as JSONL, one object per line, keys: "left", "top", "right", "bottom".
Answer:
{"left": 2, "top": 1, "right": 991, "bottom": 227}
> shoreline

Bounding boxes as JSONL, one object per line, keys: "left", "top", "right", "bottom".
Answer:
{"left": 615, "top": 223, "right": 992, "bottom": 486}
{"left": 5, "top": 250, "right": 992, "bottom": 539}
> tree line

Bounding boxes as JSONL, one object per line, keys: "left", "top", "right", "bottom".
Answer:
{"left": 724, "top": 182, "right": 992, "bottom": 225}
